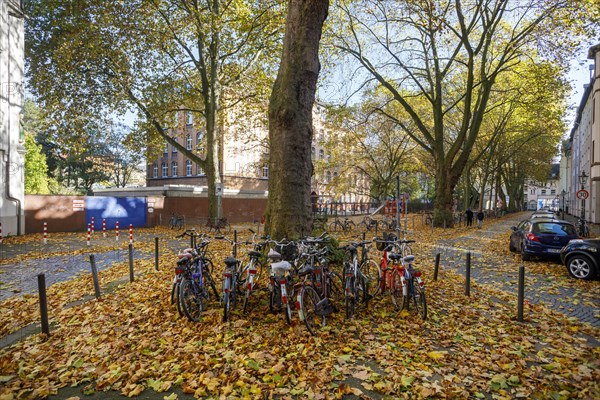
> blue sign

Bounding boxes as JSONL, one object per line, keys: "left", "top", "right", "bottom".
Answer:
{"left": 85, "top": 197, "right": 147, "bottom": 230}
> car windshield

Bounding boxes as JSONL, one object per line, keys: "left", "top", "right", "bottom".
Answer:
{"left": 533, "top": 222, "right": 576, "bottom": 236}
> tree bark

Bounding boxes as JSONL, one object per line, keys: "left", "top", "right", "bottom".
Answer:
{"left": 266, "top": 0, "right": 329, "bottom": 239}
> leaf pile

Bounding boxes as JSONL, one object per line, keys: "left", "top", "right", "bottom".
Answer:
{"left": 0, "top": 216, "right": 598, "bottom": 399}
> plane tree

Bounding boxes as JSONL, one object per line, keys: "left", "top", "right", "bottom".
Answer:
{"left": 329, "top": 0, "right": 597, "bottom": 226}
{"left": 25, "top": 0, "right": 284, "bottom": 218}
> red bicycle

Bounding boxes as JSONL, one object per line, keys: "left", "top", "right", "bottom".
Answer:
{"left": 374, "top": 237, "right": 415, "bottom": 310}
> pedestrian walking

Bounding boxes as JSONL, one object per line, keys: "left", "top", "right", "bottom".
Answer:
{"left": 477, "top": 210, "right": 485, "bottom": 229}
{"left": 465, "top": 208, "right": 474, "bottom": 227}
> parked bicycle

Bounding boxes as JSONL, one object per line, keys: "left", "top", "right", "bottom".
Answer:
{"left": 173, "top": 231, "right": 220, "bottom": 322}
{"left": 341, "top": 239, "right": 378, "bottom": 318}
{"left": 169, "top": 213, "right": 185, "bottom": 230}
{"left": 329, "top": 217, "right": 356, "bottom": 232}
{"left": 357, "top": 215, "right": 379, "bottom": 231}
{"left": 266, "top": 239, "right": 298, "bottom": 324}
{"left": 373, "top": 236, "right": 415, "bottom": 309}
{"left": 206, "top": 217, "right": 231, "bottom": 234}
{"left": 296, "top": 235, "right": 342, "bottom": 335}
{"left": 216, "top": 234, "right": 246, "bottom": 322}
{"left": 398, "top": 254, "right": 427, "bottom": 320}
{"left": 241, "top": 229, "right": 267, "bottom": 315}
{"left": 578, "top": 218, "right": 590, "bottom": 238}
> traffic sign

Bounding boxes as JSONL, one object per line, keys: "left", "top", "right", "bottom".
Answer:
{"left": 576, "top": 189, "right": 589, "bottom": 200}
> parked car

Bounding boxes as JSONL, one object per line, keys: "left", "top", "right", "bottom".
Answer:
{"left": 509, "top": 219, "right": 578, "bottom": 261}
{"left": 560, "top": 239, "right": 599, "bottom": 280}
{"left": 531, "top": 210, "right": 556, "bottom": 219}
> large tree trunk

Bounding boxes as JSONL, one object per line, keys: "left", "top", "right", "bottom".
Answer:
{"left": 266, "top": 0, "right": 329, "bottom": 239}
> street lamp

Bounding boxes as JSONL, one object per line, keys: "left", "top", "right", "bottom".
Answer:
{"left": 579, "top": 171, "right": 588, "bottom": 220}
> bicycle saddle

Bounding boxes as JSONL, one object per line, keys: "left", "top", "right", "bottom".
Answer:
{"left": 224, "top": 257, "right": 239, "bottom": 267}
{"left": 403, "top": 255, "right": 415, "bottom": 264}
{"left": 267, "top": 248, "right": 282, "bottom": 260}
{"left": 248, "top": 250, "right": 262, "bottom": 258}
{"left": 271, "top": 260, "right": 292, "bottom": 275}
{"left": 388, "top": 253, "right": 403, "bottom": 261}
{"left": 177, "top": 252, "right": 193, "bottom": 259}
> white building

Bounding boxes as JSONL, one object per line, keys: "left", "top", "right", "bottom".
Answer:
{"left": 0, "top": 0, "right": 25, "bottom": 237}
{"left": 562, "top": 43, "right": 599, "bottom": 223}
{"left": 523, "top": 164, "right": 560, "bottom": 211}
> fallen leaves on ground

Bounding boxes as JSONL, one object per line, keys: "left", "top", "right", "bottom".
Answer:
{"left": 0, "top": 216, "right": 598, "bottom": 399}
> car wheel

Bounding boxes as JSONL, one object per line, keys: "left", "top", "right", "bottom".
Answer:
{"left": 521, "top": 243, "right": 531, "bottom": 261}
{"left": 566, "top": 254, "right": 597, "bottom": 280}
{"left": 509, "top": 241, "right": 516, "bottom": 252}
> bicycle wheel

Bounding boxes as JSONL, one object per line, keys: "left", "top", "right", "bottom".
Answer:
{"left": 205, "top": 270, "right": 220, "bottom": 301}
{"left": 345, "top": 221, "right": 356, "bottom": 231}
{"left": 345, "top": 275, "right": 356, "bottom": 319}
{"left": 284, "top": 281, "right": 293, "bottom": 325}
{"left": 327, "top": 271, "right": 344, "bottom": 305}
{"left": 300, "top": 284, "right": 322, "bottom": 336}
{"left": 390, "top": 269, "right": 404, "bottom": 310}
{"left": 269, "top": 281, "right": 282, "bottom": 313}
{"left": 360, "top": 259, "right": 381, "bottom": 299}
{"left": 412, "top": 281, "right": 427, "bottom": 320}
{"left": 242, "top": 262, "right": 262, "bottom": 314}
{"left": 222, "top": 276, "right": 232, "bottom": 322}
{"left": 171, "top": 277, "right": 179, "bottom": 305}
{"left": 179, "top": 279, "right": 202, "bottom": 322}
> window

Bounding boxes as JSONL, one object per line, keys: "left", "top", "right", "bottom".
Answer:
{"left": 186, "top": 134, "right": 192, "bottom": 150}
{"left": 174, "top": 111, "right": 179, "bottom": 126}
{"left": 551, "top": 189, "right": 556, "bottom": 195}
{"left": 319, "top": 149, "right": 324, "bottom": 159}
{"left": 326, "top": 171, "right": 331, "bottom": 183}
{"left": 186, "top": 160, "right": 192, "bottom": 176}
{"left": 163, "top": 142, "right": 168, "bottom": 154}
{"left": 333, "top": 171, "right": 338, "bottom": 179}
{"left": 161, "top": 162, "right": 168, "bottom": 177}
{"left": 262, "top": 164, "right": 269, "bottom": 178}
{"left": 171, "top": 161, "right": 178, "bottom": 177}
{"left": 172, "top": 139, "right": 178, "bottom": 153}
{"left": 197, "top": 131, "right": 204, "bottom": 143}
{"left": 152, "top": 163, "right": 158, "bottom": 178}
{"left": 197, "top": 164, "right": 204, "bottom": 176}
{"left": 541, "top": 189, "right": 546, "bottom": 195}
{"left": 187, "top": 111, "right": 193, "bottom": 125}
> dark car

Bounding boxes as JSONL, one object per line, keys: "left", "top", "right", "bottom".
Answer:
{"left": 560, "top": 239, "right": 599, "bottom": 280}
{"left": 509, "top": 219, "right": 578, "bottom": 261}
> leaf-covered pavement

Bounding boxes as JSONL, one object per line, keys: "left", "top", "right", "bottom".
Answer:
{"left": 0, "top": 216, "right": 598, "bottom": 399}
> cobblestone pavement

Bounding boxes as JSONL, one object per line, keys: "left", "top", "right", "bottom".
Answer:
{"left": 429, "top": 212, "right": 600, "bottom": 328}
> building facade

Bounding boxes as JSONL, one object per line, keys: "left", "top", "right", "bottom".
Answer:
{"left": 562, "top": 43, "right": 599, "bottom": 223}
{"left": 523, "top": 164, "right": 560, "bottom": 211}
{"left": 146, "top": 105, "right": 371, "bottom": 205}
{"left": 0, "top": 0, "right": 25, "bottom": 236}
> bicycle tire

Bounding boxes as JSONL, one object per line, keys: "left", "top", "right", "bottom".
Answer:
{"left": 345, "top": 221, "right": 356, "bottom": 231}
{"left": 284, "top": 284, "right": 293, "bottom": 325}
{"left": 345, "top": 275, "right": 356, "bottom": 319}
{"left": 180, "top": 279, "right": 202, "bottom": 322}
{"left": 205, "top": 270, "right": 220, "bottom": 301}
{"left": 171, "top": 278, "right": 179, "bottom": 305}
{"left": 390, "top": 269, "right": 403, "bottom": 310}
{"left": 328, "top": 271, "right": 344, "bottom": 304}
{"left": 413, "top": 281, "right": 427, "bottom": 320}
{"left": 269, "top": 281, "right": 282, "bottom": 313}
{"left": 222, "top": 276, "right": 232, "bottom": 322}
{"left": 300, "top": 284, "right": 322, "bottom": 336}
{"left": 360, "top": 259, "right": 381, "bottom": 299}
{"left": 358, "top": 221, "right": 368, "bottom": 231}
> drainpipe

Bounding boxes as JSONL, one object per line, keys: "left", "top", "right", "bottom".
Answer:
{"left": 4, "top": 153, "right": 22, "bottom": 236}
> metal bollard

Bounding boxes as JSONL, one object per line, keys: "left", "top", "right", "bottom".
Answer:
{"left": 233, "top": 230, "right": 237, "bottom": 258}
{"left": 155, "top": 237, "right": 159, "bottom": 271}
{"left": 434, "top": 253, "right": 440, "bottom": 281}
{"left": 517, "top": 265, "right": 525, "bottom": 322}
{"left": 43, "top": 222, "right": 48, "bottom": 245}
{"left": 465, "top": 252, "right": 471, "bottom": 296}
{"left": 128, "top": 244, "right": 134, "bottom": 282}
{"left": 38, "top": 274, "right": 50, "bottom": 335}
{"left": 89, "top": 254, "right": 101, "bottom": 299}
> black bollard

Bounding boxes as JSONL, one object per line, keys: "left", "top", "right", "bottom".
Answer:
{"left": 37, "top": 274, "right": 50, "bottom": 335}
{"left": 233, "top": 230, "right": 237, "bottom": 258}
{"left": 89, "top": 254, "right": 101, "bottom": 299}
{"left": 465, "top": 252, "right": 471, "bottom": 296}
{"left": 129, "top": 243, "right": 134, "bottom": 282}
{"left": 434, "top": 253, "right": 440, "bottom": 281}
{"left": 155, "top": 237, "right": 159, "bottom": 271}
{"left": 517, "top": 265, "right": 525, "bottom": 322}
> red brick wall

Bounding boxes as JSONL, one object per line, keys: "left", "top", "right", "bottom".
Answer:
{"left": 25, "top": 195, "right": 87, "bottom": 233}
